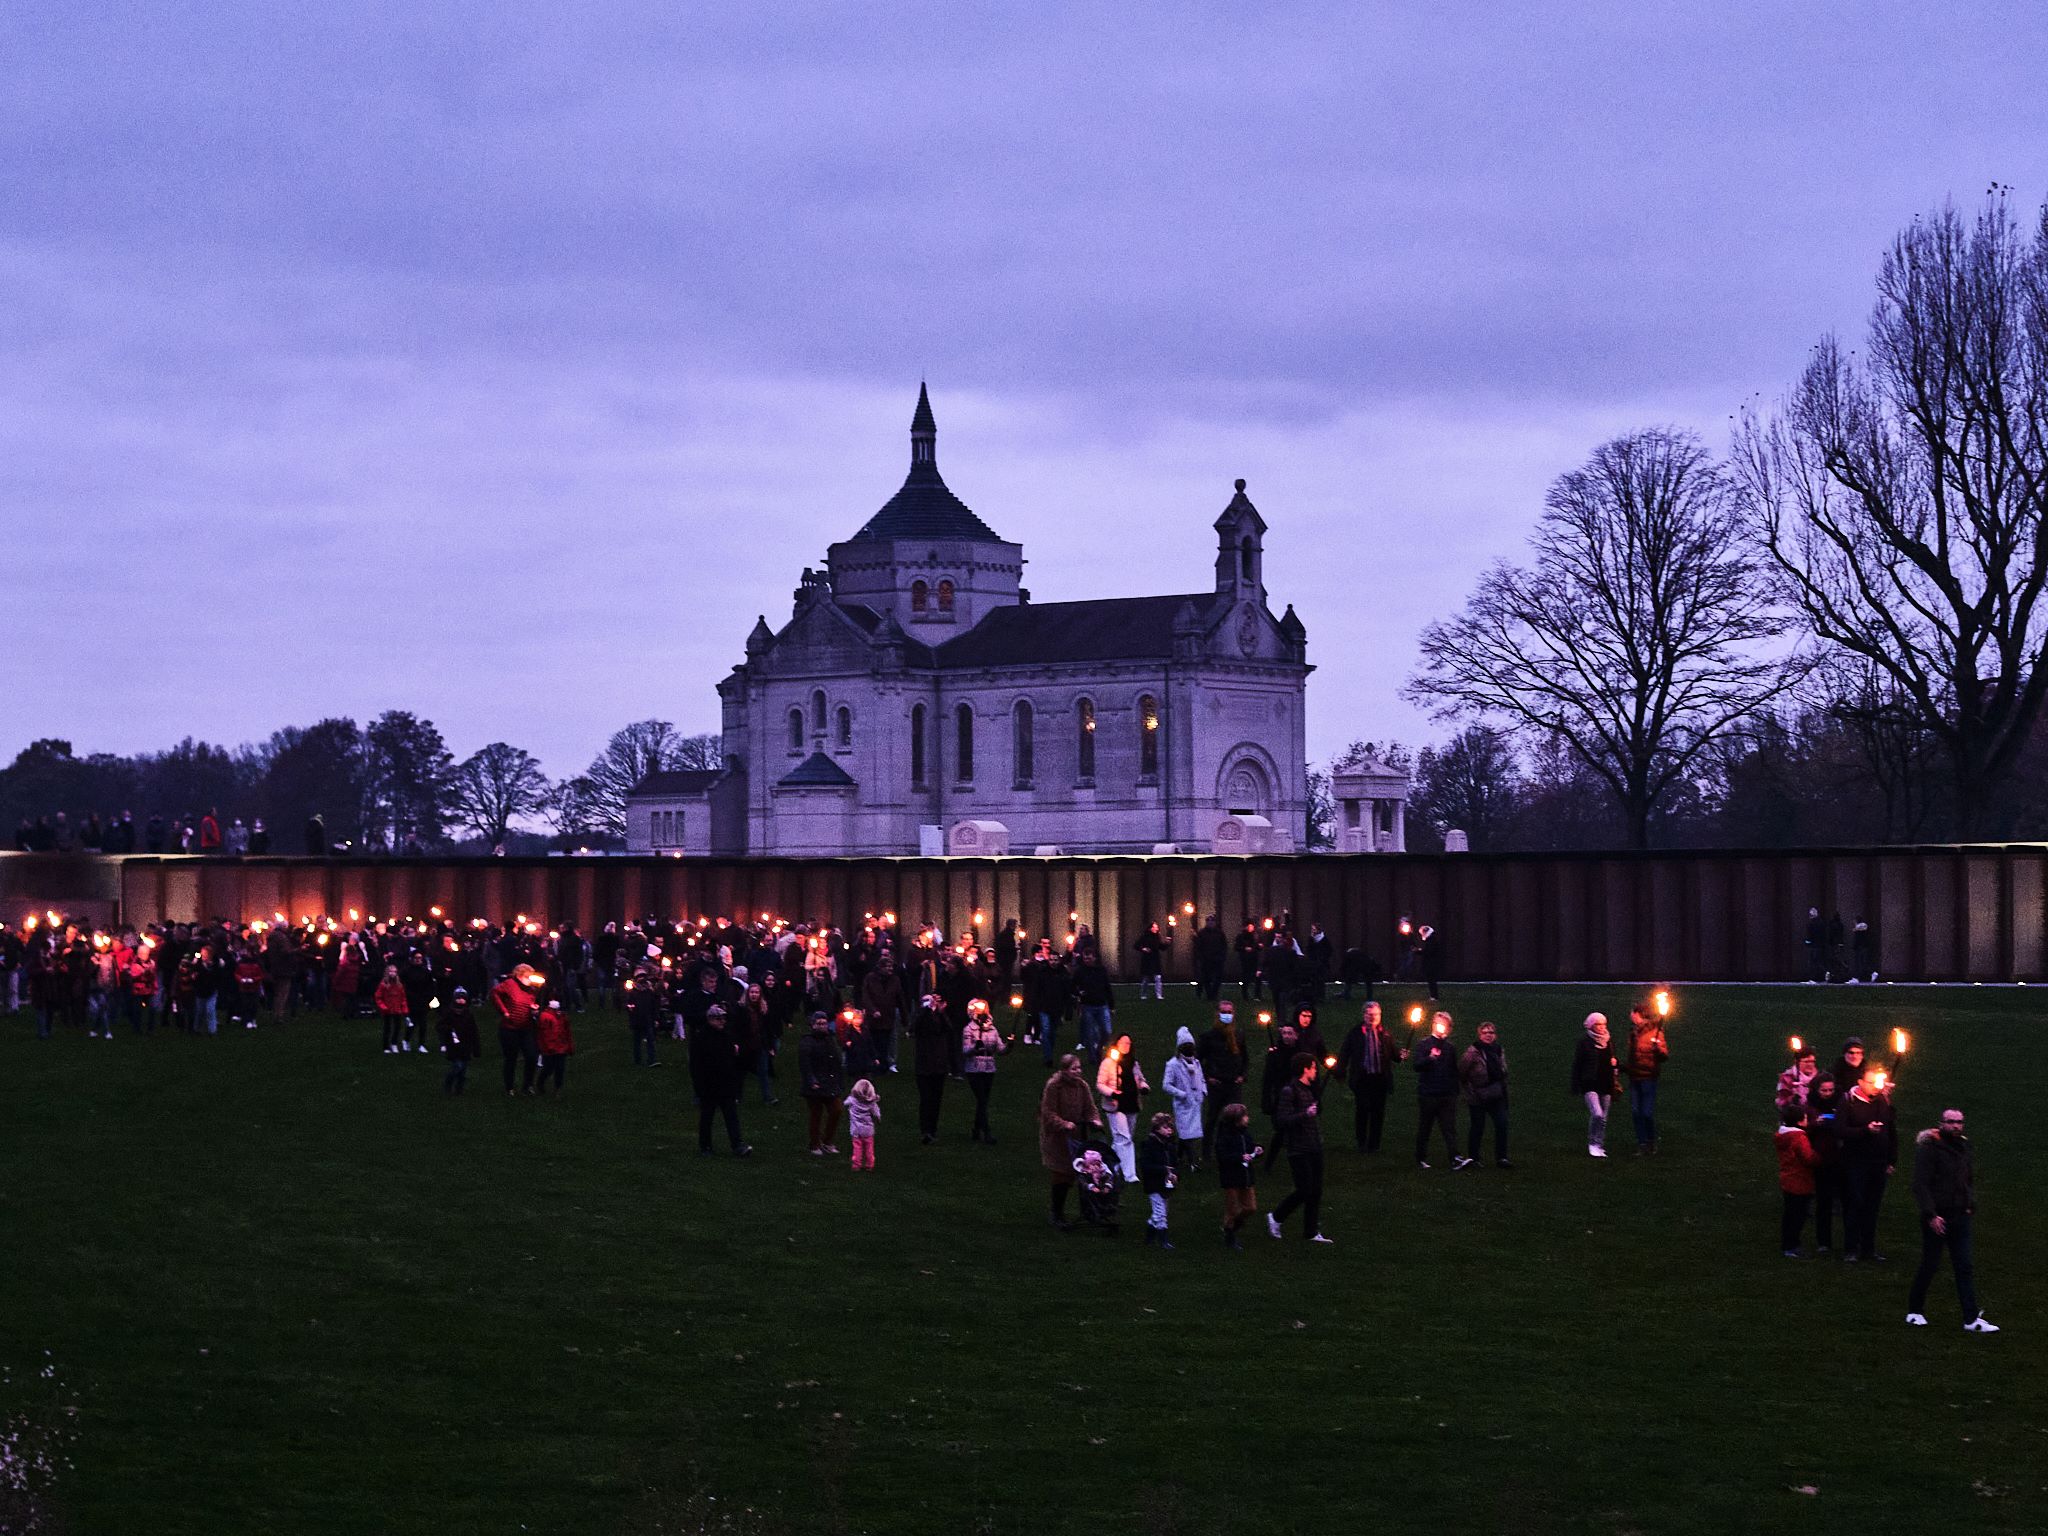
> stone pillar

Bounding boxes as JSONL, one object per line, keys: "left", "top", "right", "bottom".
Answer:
{"left": 1391, "top": 799, "right": 1406, "bottom": 854}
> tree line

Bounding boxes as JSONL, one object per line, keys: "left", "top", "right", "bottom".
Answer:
{"left": 1389, "top": 190, "right": 2048, "bottom": 850}
{"left": 1, "top": 718, "right": 720, "bottom": 854}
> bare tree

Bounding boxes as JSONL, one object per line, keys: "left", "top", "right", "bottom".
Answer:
{"left": 1413, "top": 726, "right": 1523, "bottom": 851}
{"left": 1407, "top": 428, "right": 1793, "bottom": 848}
{"left": 580, "top": 721, "right": 715, "bottom": 836}
{"left": 1735, "top": 194, "right": 2048, "bottom": 836}
{"left": 450, "top": 743, "right": 552, "bottom": 848}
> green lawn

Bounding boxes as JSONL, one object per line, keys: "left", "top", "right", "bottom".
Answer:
{"left": 3, "top": 983, "right": 2043, "bottom": 1535}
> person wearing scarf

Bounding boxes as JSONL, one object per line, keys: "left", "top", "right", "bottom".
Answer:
{"left": 1570, "top": 1012, "right": 1621, "bottom": 1158}
{"left": 1458, "top": 1020, "right": 1510, "bottom": 1168}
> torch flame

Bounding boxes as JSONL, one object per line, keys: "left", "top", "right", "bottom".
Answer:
{"left": 1870, "top": 1068, "right": 1889, "bottom": 1093}
{"left": 1789, "top": 1035, "right": 1803, "bottom": 1053}
{"left": 1009, "top": 993, "right": 1024, "bottom": 1010}
{"left": 1257, "top": 1011, "right": 1273, "bottom": 1027}
{"left": 1892, "top": 1028, "right": 1910, "bottom": 1056}
{"left": 1653, "top": 989, "right": 1671, "bottom": 1018}
{"left": 1407, "top": 1005, "right": 1424, "bottom": 1026}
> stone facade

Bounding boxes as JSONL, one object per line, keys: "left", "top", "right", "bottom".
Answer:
{"left": 627, "top": 387, "right": 1311, "bottom": 856}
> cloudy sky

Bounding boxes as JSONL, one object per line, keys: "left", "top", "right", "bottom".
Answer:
{"left": 4, "top": 3, "right": 2044, "bottom": 779}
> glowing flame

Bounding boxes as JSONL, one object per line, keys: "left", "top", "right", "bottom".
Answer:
{"left": 1257, "top": 1011, "right": 1273, "bottom": 1027}
{"left": 430, "top": 906, "right": 443, "bottom": 918}
{"left": 1324, "top": 1055, "right": 1337, "bottom": 1069}
{"left": 1892, "top": 1028, "right": 1910, "bottom": 1056}
{"left": 1407, "top": 1005, "right": 1424, "bottom": 1026}
{"left": 1653, "top": 989, "right": 1672, "bottom": 1018}
{"left": 1262, "top": 917, "right": 1274, "bottom": 931}
{"left": 1009, "top": 993, "right": 1024, "bottom": 1010}
{"left": 1182, "top": 901, "right": 1195, "bottom": 914}
{"left": 1870, "top": 1068, "right": 1889, "bottom": 1093}
{"left": 349, "top": 909, "right": 360, "bottom": 922}
{"left": 1789, "top": 1035, "right": 1803, "bottom": 1053}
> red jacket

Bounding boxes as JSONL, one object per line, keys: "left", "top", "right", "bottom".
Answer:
{"left": 374, "top": 978, "right": 410, "bottom": 1016}
{"left": 490, "top": 977, "right": 537, "bottom": 1030}
{"left": 537, "top": 1008, "right": 574, "bottom": 1056}
{"left": 1776, "top": 1126, "right": 1816, "bottom": 1195}
{"left": 198, "top": 815, "right": 221, "bottom": 850}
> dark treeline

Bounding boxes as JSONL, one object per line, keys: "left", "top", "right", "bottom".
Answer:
{"left": 2, "top": 716, "right": 721, "bottom": 856}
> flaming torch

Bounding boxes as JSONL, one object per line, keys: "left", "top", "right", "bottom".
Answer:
{"left": 1890, "top": 1027, "right": 1911, "bottom": 1079}
{"left": 1652, "top": 988, "right": 1672, "bottom": 1019}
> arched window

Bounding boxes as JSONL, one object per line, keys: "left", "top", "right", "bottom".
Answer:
{"left": 1076, "top": 698, "right": 1096, "bottom": 782}
{"left": 787, "top": 708, "right": 804, "bottom": 754}
{"left": 1138, "top": 694, "right": 1160, "bottom": 778}
{"left": 835, "top": 705, "right": 852, "bottom": 751}
{"left": 811, "top": 689, "right": 827, "bottom": 735}
{"left": 910, "top": 704, "right": 927, "bottom": 787}
{"left": 911, "top": 580, "right": 928, "bottom": 614}
{"left": 1013, "top": 700, "right": 1034, "bottom": 786}
{"left": 1240, "top": 536, "right": 1255, "bottom": 580}
{"left": 955, "top": 702, "right": 974, "bottom": 782}
{"left": 936, "top": 579, "right": 955, "bottom": 614}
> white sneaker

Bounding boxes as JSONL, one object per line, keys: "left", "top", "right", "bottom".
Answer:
{"left": 1309, "top": 1233, "right": 1335, "bottom": 1244}
{"left": 247, "top": 1021, "right": 257, "bottom": 1029}
{"left": 1452, "top": 1156, "right": 1475, "bottom": 1171}
{"left": 1964, "top": 1317, "right": 2001, "bottom": 1333}
{"left": 1905, "top": 1312, "right": 1928, "bottom": 1326}
{"left": 1266, "top": 1214, "right": 1283, "bottom": 1240}
{"left": 1588, "top": 1145, "right": 1607, "bottom": 1158}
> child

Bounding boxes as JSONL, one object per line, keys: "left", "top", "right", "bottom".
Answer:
{"left": 1776, "top": 1101, "right": 1817, "bottom": 1257}
{"left": 374, "top": 964, "right": 409, "bottom": 1055}
{"left": 1215, "top": 1102, "right": 1263, "bottom": 1251}
{"left": 536, "top": 999, "right": 574, "bottom": 1095}
{"left": 844, "top": 1077, "right": 880, "bottom": 1169}
{"left": 1137, "top": 1110, "right": 1180, "bottom": 1249}
{"left": 1071, "top": 1148, "right": 1119, "bottom": 1234}
{"left": 439, "top": 987, "right": 479, "bottom": 1095}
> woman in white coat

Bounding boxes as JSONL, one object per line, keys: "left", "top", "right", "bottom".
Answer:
{"left": 1163, "top": 1026, "right": 1209, "bottom": 1170}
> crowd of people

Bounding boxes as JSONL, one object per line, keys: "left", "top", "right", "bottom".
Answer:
{"left": 1, "top": 903, "right": 1993, "bottom": 1329}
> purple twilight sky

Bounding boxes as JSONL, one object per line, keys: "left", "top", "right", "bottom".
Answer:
{"left": 3, "top": 3, "right": 2045, "bottom": 780}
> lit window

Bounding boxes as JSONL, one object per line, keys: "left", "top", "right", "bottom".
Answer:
{"left": 1138, "top": 694, "right": 1159, "bottom": 778}
{"left": 1077, "top": 698, "right": 1095, "bottom": 781}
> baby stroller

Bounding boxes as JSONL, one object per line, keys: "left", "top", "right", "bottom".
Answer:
{"left": 1071, "top": 1138, "right": 1122, "bottom": 1235}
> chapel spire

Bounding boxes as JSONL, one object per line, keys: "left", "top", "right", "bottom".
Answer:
{"left": 910, "top": 381, "right": 937, "bottom": 466}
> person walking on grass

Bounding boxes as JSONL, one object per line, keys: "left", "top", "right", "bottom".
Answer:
{"left": 1336, "top": 1001, "right": 1399, "bottom": 1153}
{"left": 1572, "top": 1012, "right": 1621, "bottom": 1158}
{"left": 912, "top": 991, "right": 951, "bottom": 1144}
{"left": 1458, "top": 1020, "right": 1509, "bottom": 1169}
{"left": 691, "top": 1003, "right": 753, "bottom": 1157}
{"left": 490, "top": 966, "right": 541, "bottom": 1096}
{"left": 1412, "top": 1012, "right": 1461, "bottom": 1169}
{"left": 1163, "top": 1027, "right": 1207, "bottom": 1170}
{"left": 1039, "top": 1053, "right": 1102, "bottom": 1231}
{"left": 1215, "top": 1102, "right": 1262, "bottom": 1251}
{"left": 844, "top": 1077, "right": 880, "bottom": 1171}
{"left": 1267, "top": 1052, "right": 1331, "bottom": 1243}
{"left": 1906, "top": 1108, "right": 1997, "bottom": 1332}
{"left": 1138, "top": 1111, "right": 1179, "bottom": 1249}
{"left": 1624, "top": 1003, "right": 1669, "bottom": 1154}
{"left": 535, "top": 997, "right": 574, "bottom": 1096}
{"left": 1838, "top": 1061, "right": 1896, "bottom": 1264}
{"left": 1197, "top": 1002, "right": 1250, "bottom": 1158}
{"left": 1806, "top": 1075, "right": 1845, "bottom": 1255}
{"left": 961, "top": 997, "right": 1006, "bottom": 1145}
{"left": 375, "top": 963, "right": 410, "bottom": 1055}
{"left": 1097, "top": 1032, "right": 1148, "bottom": 1181}
{"left": 1776, "top": 1102, "right": 1817, "bottom": 1257}
{"left": 799, "top": 1012, "right": 846, "bottom": 1156}
{"left": 439, "top": 986, "right": 480, "bottom": 1095}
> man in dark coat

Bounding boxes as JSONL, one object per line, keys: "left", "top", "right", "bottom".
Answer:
{"left": 1411, "top": 1014, "right": 1462, "bottom": 1168}
{"left": 911, "top": 994, "right": 952, "bottom": 1142}
{"left": 688, "top": 1003, "right": 752, "bottom": 1156}
{"left": 1906, "top": 1108, "right": 1996, "bottom": 1331}
{"left": 1837, "top": 1063, "right": 1897, "bottom": 1263}
{"left": 1265, "top": 1053, "right": 1330, "bottom": 1242}
{"left": 1336, "top": 1001, "right": 1399, "bottom": 1153}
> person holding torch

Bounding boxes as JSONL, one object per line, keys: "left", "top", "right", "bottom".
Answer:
{"left": 1411, "top": 1011, "right": 1463, "bottom": 1169}
{"left": 1625, "top": 998, "right": 1671, "bottom": 1155}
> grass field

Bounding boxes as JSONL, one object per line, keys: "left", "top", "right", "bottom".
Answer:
{"left": 3, "top": 982, "right": 2044, "bottom": 1535}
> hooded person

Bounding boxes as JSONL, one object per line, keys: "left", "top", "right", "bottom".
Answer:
{"left": 1570, "top": 1011, "right": 1621, "bottom": 1158}
{"left": 1162, "top": 1026, "right": 1207, "bottom": 1167}
{"left": 439, "top": 985, "right": 480, "bottom": 1094}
